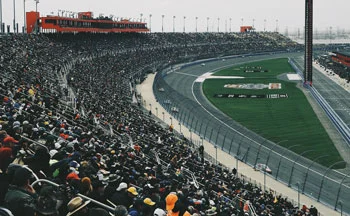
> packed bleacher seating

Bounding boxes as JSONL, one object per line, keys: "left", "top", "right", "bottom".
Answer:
{"left": 316, "top": 54, "right": 350, "bottom": 82}
{"left": 0, "top": 32, "right": 319, "bottom": 216}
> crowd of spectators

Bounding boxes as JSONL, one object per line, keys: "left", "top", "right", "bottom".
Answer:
{"left": 316, "top": 54, "right": 350, "bottom": 82}
{"left": 0, "top": 32, "right": 318, "bottom": 216}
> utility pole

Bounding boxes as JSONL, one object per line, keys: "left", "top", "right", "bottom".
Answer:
{"left": 23, "top": 0, "right": 26, "bottom": 33}
{"left": 217, "top": 17, "right": 220, "bottom": 32}
{"left": 229, "top": 18, "right": 232, "bottom": 32}
{"left": 13, "top": 0, "right": 16, "bottom": 32}
{"left": 149, "top": 14, "right": 152, "bottom": 32}
{"left": 0, "top": 0, "right": 2, "bottom": 33}
{"left": 183, "top": 16, "right": 186, "bottom": 32}
{"left": 173, "top": 16, "right": 175, "bottom": 32}
{"left": 206, "top": 17, "right": 209, "bottom": 32}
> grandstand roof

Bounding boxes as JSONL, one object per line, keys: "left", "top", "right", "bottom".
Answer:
{"left": 334, "top": 51, "right": 350, "bottom": 58}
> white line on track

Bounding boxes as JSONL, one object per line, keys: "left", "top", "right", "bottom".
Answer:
{"left": 173, "top": 72, "right": 199, "bottom": 77}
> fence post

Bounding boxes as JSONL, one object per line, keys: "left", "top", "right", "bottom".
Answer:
{"left": 318, "top": 161, "right": 346, "bottom": 202}
{"left": 215, "top": 125, "right": 222, "bottom": 145}
{"left": 228, "top": 134, "right": 235, "bottom": 154}
{"left": 288, "top": 150, "right": 316, "bottom": 187}
{"left": 221, "top": 131, "right": 228, "bottom": 150}
{"left": 209, "top": 128, "right": 214, "bottom": 142}
{"left": 302, "top": 155, "right": 328, "bottom": 194}
{"left": 275, "top": 144, "right": 301, "bottom": 180}
{"left": 334, "top": 173, "right": 350, "bottom": 210}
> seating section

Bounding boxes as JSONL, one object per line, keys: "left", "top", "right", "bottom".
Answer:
{"left": 0, "top": 33, "right": 320, "bottom": 216}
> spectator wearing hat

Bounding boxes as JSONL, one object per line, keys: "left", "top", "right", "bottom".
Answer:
{"left": 111, "top": 185, "right": 137, "bottom": 209}
{"left": 0, "top": 134, "right": 14, "bottom": 173}
{"left": 114, "top": 205, "right": 128, "bottom": 216}
{"left": 154, "top": 208, "right": 166, "bottom": 216}
{"left": 4, "top": 167, "right": 37, "bottom": 216}
{"left": 80, "top": 177, "right": 93, "bottom": 196}
{"left": 170, "top": 200, "right": 191, "bottom": 216}
{"left": 110, "top": 182, "right": 127, "bottom": 207}
{"left": 165, "top": 193, "right": 178, "bottom": 212}
{"left": 143, "top": 197, "right": 156, "bottom": 216}
{"left": 127, "top": 199, "right": 143, "bottom": 216}
{"left": 104, "top": 174, "right": 120, "bottom": 200}
{"left": 66, "top": 196, "right": 109, "bottom": 216}
{"left": 23, "top": 147, "right": 51, "bottom": 177}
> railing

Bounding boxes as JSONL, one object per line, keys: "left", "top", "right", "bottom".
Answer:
{"left": 151, "top": 53, "right": 350, "bottom": 215}
{"left": 289, "top": 58, "right": 350, "bottom": 146}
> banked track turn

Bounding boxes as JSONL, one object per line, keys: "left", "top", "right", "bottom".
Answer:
{"left": 153, "top": 52, "right": 350, "bottom": 214}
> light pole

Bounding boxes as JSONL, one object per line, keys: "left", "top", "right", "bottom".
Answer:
{"left": 0, "top": 0, "right": 2, "bottom": 33}
{"left": 173, "top": 16, "right": 175, "bottom": 32}
{"left": 155, "top": 107, "right": 158, "bottom": 117}
{"left": 229, "top": 18, "right": 232, "bottom": 32}
{"left": 178, "top": 123, "right": 181, "bottom": 133}
{"left": 149, "top": 103, "right": 152, "bottom": 112}
{"left": 149, "top": 14, "right": 152, "bottom": 32}
{"left": 252, "top": 18, "right": 255, "bottom": 28}
{"left": 170, "top": 117, "right": 173, "bottom": 125}
{"left": 296, "top": 182, "right": 300, "bottom": 209}
{"left": 275, "top": 19, "right": 279, "bottom": 32}
{"left": 217, "top": 17, "right": 220, "bottom": 32}
{"left": 161, "top": 15, "right": 164, "bottom": 33}
{"left": 162, "top": 112, "right": 165, "bottom": 121}
{"left": 206, "top": 17, "right": 209, "bottom": 32}
{"left": 140, "top": 13, "right": 143, "bottom": 22}
{"left": 225, "top": 19, "right": 227, "bottom": 32}
{"left": 23, "top": 0, "right": 26, "bottom": 33}
{"left": 13, "top": 0, "right": 16, "bottom": 32}
{"left": 264, "top": 19, "right": 267, "bottom": 31}
{"left": 195, "top": 17, "right": 198, "bottom": 32}
{"left": 183, "top": 16, "right": 186, "bottom": 32}
{"left": 35, "top": 0, "right": 39, "bottom": 33}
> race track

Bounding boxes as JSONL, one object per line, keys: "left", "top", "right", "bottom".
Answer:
{"left": 153, "top": 52, "right": 350, "bottom": 214}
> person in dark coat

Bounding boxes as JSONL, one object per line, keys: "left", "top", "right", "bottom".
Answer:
{"left": 4, "top": 167, "right": 37, "bottom": 216}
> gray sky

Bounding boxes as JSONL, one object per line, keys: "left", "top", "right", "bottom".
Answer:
{"left": 1, "top": 0, "right": 349, "bottom": 33}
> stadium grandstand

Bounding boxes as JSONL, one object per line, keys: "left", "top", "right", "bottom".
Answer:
{"left": 0, "top": 31, "right": 327, "bottom": 216}
{"left": 316, "top": 51, "right": 350, "bottom": 82}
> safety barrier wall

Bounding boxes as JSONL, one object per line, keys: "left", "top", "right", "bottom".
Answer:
{"left": 288, "top": 58, "right": 350, "bottom": 146}
{"left": 151, "top": 54, "right": 350, "bottom": 215}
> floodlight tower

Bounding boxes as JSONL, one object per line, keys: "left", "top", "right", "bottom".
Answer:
{"left": 304, "top": 0, "right": 313, "bottom": 85}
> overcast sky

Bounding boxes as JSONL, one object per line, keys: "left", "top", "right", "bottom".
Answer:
{"left": 1, "top": 0, "right": 349, "bottom": 33}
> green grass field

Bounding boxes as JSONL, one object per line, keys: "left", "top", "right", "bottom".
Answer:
{"left": 203, "top": 58, "right": 344, "bottom": 168}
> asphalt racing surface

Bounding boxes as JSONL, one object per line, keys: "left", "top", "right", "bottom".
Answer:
{"left": 154, "top": 53, "right": 350, "bottom": 214}
{"left": 294, "top": 57, "right": 350, "bottom": 127}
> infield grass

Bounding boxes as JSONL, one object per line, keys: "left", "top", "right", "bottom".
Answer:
{"left": 203, "top": 58, "right": 344, "bottom": 168}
